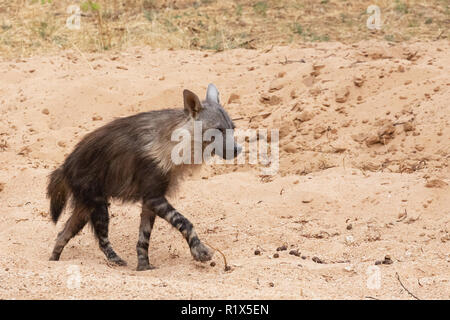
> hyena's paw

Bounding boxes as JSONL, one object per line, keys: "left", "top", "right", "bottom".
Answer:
{"left": 49, "top": 255, "right": 60, "bottom": 261}
{"left": 136, "top": 263, "right": 156, "bottom": 271}
{"left": 109, "top": 256, "right": 128, "bottom": 266}
{"left": 191, "top": 242, "right": 214, "bottom": 262}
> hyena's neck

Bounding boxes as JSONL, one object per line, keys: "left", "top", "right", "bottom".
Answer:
{"left": 146, "top": 113, "right": 196, "bottom": 175}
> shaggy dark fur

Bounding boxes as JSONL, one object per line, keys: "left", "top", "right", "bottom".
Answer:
{"left": 47, "top": 85, "right": 239, "bottom": 270}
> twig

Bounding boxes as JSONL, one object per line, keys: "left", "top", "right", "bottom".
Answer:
{"left": 396, "top": 209, "right": 408, "bottom": 222}
{"left": 342, "top": 153, "right": 347, "bottom": 170}
{"left": 365, "top": 296, "right": 380, "bottom": 300}
{"left": 239, "top": 38, "right": 257, "bottom": 49}
{"left": 263, "top": 45, "right": 274, "bottom": 53}
{"left": 204, "top": 241, "right": 230, "bottom": 271}
{"left": 279, "top": 56, "right": 306, "bottom": 65}
{"left": 395, "top": 272, "right": 420, "bottom": 300}
{"left": 71, "top": 43, "right": 94, "bottom": 72}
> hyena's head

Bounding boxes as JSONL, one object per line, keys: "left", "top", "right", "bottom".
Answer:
{"left": 183, "top": 84, "right": 242, "bottom": 160}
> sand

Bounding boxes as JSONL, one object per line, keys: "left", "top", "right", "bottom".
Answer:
{"left": 0, "top": 40, "right": 449, "bottom": 299}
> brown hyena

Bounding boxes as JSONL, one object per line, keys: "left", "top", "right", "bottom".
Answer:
{"left": 47, "top": 84, "right": 241, "bottom": 271}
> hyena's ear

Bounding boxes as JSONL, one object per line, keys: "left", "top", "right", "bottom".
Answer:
{"left": 183, "top": 89, "right": 203, "bottom": 118}
{"left": 206, "top": 83, "right": 220, "bottom": 104}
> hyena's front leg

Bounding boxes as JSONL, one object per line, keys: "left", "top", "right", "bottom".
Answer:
{"left": 144, "top": 196, "right": 214, "bottom": 262}
{"left": 136, "top": 205, "right": 157, "bottom": 271}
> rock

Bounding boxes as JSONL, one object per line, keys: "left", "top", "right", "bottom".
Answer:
{"left": 415, "top": 144, "right": 424, "bottom": 151}
{"left": 313, "top": 63, "right": 325, "bottom": 70}
{"left": 425, "top": 179, "right": 448, "bottom": 188}
{"left": 290, "top": 89, "right": 298, "bottom": 99}
{"left": 92, "top": 115, "right": 103, "bottom": 121}
{"left": 42, "top": 108, "right": 50, "bottom": 115}
{"left": 18, "top": 146, "right": 31, "bottom": 156}
{"left": 314, "top": 125, "right": 326, "bottom": 136}
{"left": 344, "top": 265, "right": 354, "bottom": 272}
{"left": 279, "top": 122, "right": 292, "bottom": 140}
{"left": 335, "top": 87, "right": 350, "bottom": 103}
{"left": 382, "top": 255, "right": 393, "bottom": 265}
{"left": 312, "top": 256, "right": 324, "bottom": 264}
{"left": 303, "top": 76, "right": 315, "bottom": 87}
{"left": 377, "top": 120, "right": 395, "bottom": 138}
{"left": 260, "top": 94, "right": 282, "bottom": 105}
{"left": 297, "top": 110, "right": 315, "bottom": 122}
{"left": 313, "top": 125, "right": 327, "bottom": 139}
{"left": 367, "top": 120, "right": 395, "bottom": 146}
{"left": 269, "top": 79, "right": 284, "bottom": 92}
{"left": 228, "top": 93, "right": 240, "bottom": 104}
{"left": 345, "top": 235, "right": 354, "bottom": 245}
{"left": 366, "top": 134, "right": 380, "bottom": 146}
{"left": 403, "top": 122, "right": 414, "bottom": 132}
{"left": 352, "top": 133, "right": 367, "bottom": 143}
{"left": 353, "top": 76, "right": 365, "bottom": 87}
{"left": 283, "top": 143, "right": 297, "bottom": 153}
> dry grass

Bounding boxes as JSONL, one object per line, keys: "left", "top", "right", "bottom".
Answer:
{"left": 0, "top": 0, "right": 449, "bottom": 59}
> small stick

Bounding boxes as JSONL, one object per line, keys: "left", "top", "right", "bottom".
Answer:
{"left": 279, "top": 56, "right": 306, "bottom": 65}
{"left": 71, "top": 43, "right": 94, "bottom": 72}
{"left": 396, "top": 272, "right": 420, "bottom": 300}
{"left": 204, "top": 241, "right": 230, "bottom": 271}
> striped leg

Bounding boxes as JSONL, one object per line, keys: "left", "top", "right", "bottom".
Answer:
{"left": 90, "top": 203, "right": 127, "bottom": 266}
{"left": 144, "top": 196, "right": 213, "bottom": 262}
{"left": 136, "top": 205, "right": 157, "bottom": 271}
{"left": 50, "top": 211, "right": 88, "bottom": 261}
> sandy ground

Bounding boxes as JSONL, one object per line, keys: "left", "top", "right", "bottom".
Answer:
{"left": 0, "top": 40, "right": 449, "bottom": 299}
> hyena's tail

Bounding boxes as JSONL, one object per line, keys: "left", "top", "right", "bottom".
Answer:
{"left": 47, "top": 167, "right": 70, "bottom": 224}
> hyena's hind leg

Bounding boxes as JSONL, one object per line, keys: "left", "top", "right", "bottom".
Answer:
{"left": 136, "top": 204, "right": 157, "bottom": 271}
{"left": 90, "top": 202, "right": 127, "bottom": 266}
{"left": 49, "top": 204, "right": 89, "bottom": 261}
{"left": 144, "top": 196, "right": 213, "bottom": 263}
